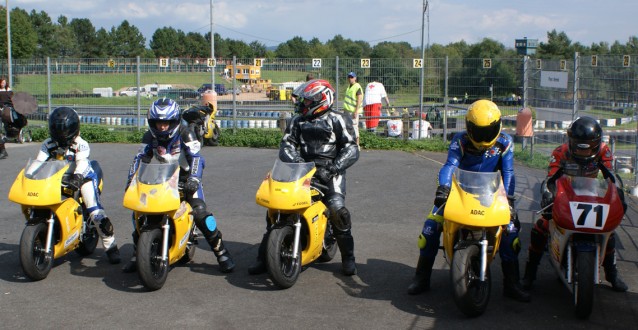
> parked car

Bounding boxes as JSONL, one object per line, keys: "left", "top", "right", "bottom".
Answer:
{"left": 198, "top": 83, "right": 228, "bottom": 96}
{"left": 119, "top": 87, "right": 146, "bottom": 97}
{"left": 158, "top": 88, "right": 200, "bottom": 100}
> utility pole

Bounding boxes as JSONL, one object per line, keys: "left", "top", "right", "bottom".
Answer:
{"left": 6, "top": 0, "right": 12, "bottom": 87}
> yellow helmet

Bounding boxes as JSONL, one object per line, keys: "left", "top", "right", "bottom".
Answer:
{"left": 465, "top": 99, "right": 502, "bottom": 149}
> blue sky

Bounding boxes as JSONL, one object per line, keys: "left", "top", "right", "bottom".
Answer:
{"left": 11, "top": 0, "right": 638, "bottom": 48}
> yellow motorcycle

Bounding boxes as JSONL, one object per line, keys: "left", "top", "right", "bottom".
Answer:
{"left": 442, "top": 169, "right": 510, "bottom": 317}
{"left": 8, "top": 159, "right": 101, "bottom": 281}
{"left": 123, "top": 161, "right": 198, "bottom": 291}
{"left": 255, "top": 159, "right": 338, "bottom": 289}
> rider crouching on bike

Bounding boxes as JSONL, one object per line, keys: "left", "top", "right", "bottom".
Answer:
{"left": 407, "top": 99, "right": 531, "bottom": 302}
{"left": 522, "top": 116, "right": 628, "bottom": 292}
{"left": 248, "top": 79, "right": 360, "bottom": 276}
{"left": 122, "top": 98, "right": 235, "bottom": 273}
{"left": 35, "top": 107, "right": 121, "bottom": 264}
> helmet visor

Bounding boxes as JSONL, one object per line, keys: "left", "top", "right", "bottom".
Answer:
{"left": 570, "top": 139, "right": 600, "bottom": 158}
{"left": 467, "top": 119, "right": 501, "bottom": 143}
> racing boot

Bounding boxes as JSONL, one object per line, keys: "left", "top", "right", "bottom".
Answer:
{"left": 407, "top": 255, "right": 435, "bottom": 295}
{"left": 122, "top": 231, "right": 139, "bottom": 273}
{"left": 603, "top": 253, "right": 628, "bottom": 292}
{"left": 502, "top": 260, "right": 531, "bottom": 302}
{"left": 0, "top": 137, "right": 6, "bottom": 159}
{"left": 248, "top": 233, "right": 269, "bottom": 275}
{"left": 207, "top": 229, "right": 235, "bottom": 273}
{"left": 521, "top": 250, "right": 543, "bottom": 290}
{"left": 105, "top": 245, "right": 121, "bottom": 264}
{"left": 336, "top": 234, "right": 356, "bottom": 276}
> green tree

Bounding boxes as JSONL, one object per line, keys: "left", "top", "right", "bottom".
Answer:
{"left": 69, "top": 18, "right": 98, "bottom": 58}
{"left": 150, "top": 27, "right": 181, "bottom": 57}
{"left": 110, "top": 20, "right": 146, "bottom": 57}
{"left": 93, "top": 27, "right": 112, "bottom": 57}
{"left": 28, "top": 10, "right": 56, "bottom": 57}
{"left": 50, "top": 15, "right": 79, "bottom": 58}
{"left": 182, "top": 32, "right": 208, "bottom": 58}
{"left": 275, "top": 36, "right": 309, "bottom": 58}
{"left": 0, "top": 8, "right": 37, "bottom": 58}
{"left": 249, "top": 41, "right": 267, "bottom": 57}
{"left": 538, "top": 29, "right": 572, "bottom": 58}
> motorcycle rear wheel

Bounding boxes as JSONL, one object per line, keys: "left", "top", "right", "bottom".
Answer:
{"left": 574, "top": 250, "right": 595, "bottom": 319}
{"left": 138, "top": 228, "right": 168, "bottom": 291}
{"left": 75, "top": 222, "right": 99, "bottom": 257}
{"left": 20, "top": 223, "right": 53, "bottom": 281}
{"left": 318, "top": 221, "right": 338, "bottom": 262}
{"left": 267, "top": 226, "right": 301, "bottom": 289}
{"left": 451, "top": 245, "right": 491, "bottom": 317}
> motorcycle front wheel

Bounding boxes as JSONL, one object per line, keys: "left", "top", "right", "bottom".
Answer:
{"left": 267, "top": 226, "right": 301, "bottom": 289}
{"left": 451, "top": 245, "right": 491, "bottom": 317}
{"left": 20, "top": 223, "right": 53, "bottom": 281}
{"left": 138, "top": 228, "right": 168, "bottom": 291}
{"left": 178, "top": 229, "right": 197, "bottom": 264}
{"left": 574, "top": 250, "right": 595, "bottom": 319}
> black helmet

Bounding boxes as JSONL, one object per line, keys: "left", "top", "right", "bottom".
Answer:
{"left": 49, "top": 107, "right": 80, "bottom": 147}
{"left": 567, "top": 116, "right": 602, "bottom": 164}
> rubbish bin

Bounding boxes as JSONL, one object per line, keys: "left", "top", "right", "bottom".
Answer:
{"left": 516, "top": 107, "right": 534, "bottom": 150}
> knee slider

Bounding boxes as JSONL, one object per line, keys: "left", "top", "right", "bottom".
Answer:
{"left": 417, "top": 233, "right": 427, "bottom": 250}
{"left": 331, "top": 207, "right": 351, "bottom": 232}
{"left": 189, "top": 198, "right": 208, "bottom": 222}
{"left": 98, "top": 217, "right": 114, "bottom": 236}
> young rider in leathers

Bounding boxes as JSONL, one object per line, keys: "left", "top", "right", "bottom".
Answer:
{"left": 247, "top": 79, "right": 360, "bottom": 276}
{"left": 407, "top": 99, "right": 531, "bottom": 302}
{"left": 122, "top": 98, "right": 235, "bottom": 273}
{"left": 37, "top": 107, "right": 121, "bottom": 264}
{"left": 522, "top": 116, "right": 627, "bottom": 292}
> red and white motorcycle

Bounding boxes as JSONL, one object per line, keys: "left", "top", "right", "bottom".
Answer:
{"left": 543, "top": 166, "right": 625, "bottom": 319}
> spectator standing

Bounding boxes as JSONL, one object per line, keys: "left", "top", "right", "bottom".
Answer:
{"left": 0, "top": 77, "right": 13, "bottom": 159}
{"left": 343, "top": 72, "right": 364, "bottom": 144}
{"left": 363, "top": 79, "right": 391, "bottom": 131}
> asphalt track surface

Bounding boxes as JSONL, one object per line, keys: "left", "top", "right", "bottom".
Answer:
{"left": 1, "top": 143, "right": 637, "bottom": 329}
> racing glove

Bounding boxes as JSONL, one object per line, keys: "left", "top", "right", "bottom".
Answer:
{"left": 184, "top": 177, "right": 201, "bottom": 195}
{"left": 433, "top": 185, "right": 450, "bottom": 208}
{"left": 66, "top": 173, "right": 84, "bottom": 191}
{"left": 315, "top": 164, "right": 338, "bottom": 185}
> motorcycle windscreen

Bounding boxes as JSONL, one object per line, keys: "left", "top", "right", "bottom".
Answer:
{"left": 553, "top": 175, "right": 624, "bottom": 232}
{"left": 256, "top": 159, "right": 313, "bottom": 210}
{"left": 123, "top": 162, "right": 181, "bottom": 213}
{"left": 8, "top": 159, "right": 67, "bottom": 206}
{"left": 444, "top": 169, "right": 510, "bottom": 227}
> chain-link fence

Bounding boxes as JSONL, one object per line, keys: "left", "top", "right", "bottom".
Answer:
{"left": 2, "top": 54, "right": 637, "bottom": 179}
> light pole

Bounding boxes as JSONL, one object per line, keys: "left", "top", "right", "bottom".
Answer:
{"left": 418, "top": 0, "right": 429, "bottom": 139}
{"left": 210, "top": 0, "right": 215, "bottom": 88}
{"left": 6, "top": 0, "right": 12, "bottom": 87}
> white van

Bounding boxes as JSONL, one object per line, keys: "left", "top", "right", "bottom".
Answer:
{"left": 145, "top": 84, "right": 173, "bottom": 96}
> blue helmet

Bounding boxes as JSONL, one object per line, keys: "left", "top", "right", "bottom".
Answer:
{"left": 148, "top": 98, "right": 181, "bottom": 142}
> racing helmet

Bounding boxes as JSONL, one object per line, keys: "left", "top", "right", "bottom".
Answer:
{"left": 465, "top": 99, "right": 502, "bottom": 149}
{"left": 567, "top": 116, "right": 602, "bottom": 164}
{"left": 295, "top": 79, "right": 335, "bottom": 118}
{"left": 148, "top": 98, "right": 181, "bottom": 142}
{"left": 48, "top": 107, "right": 80, "bottom": 148}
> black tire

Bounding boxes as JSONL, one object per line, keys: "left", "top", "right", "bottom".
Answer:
{"left": 138, "top": 228, "right": 168, "bottom": 291}
{"left": 266, "top": 226, "right": 301, "bottom": 289}
{"left": 574, "top": 250, "right": 595, "bottom": 319}
{"left": 451, "top": 245, "right": 491, "bottom": 317}
{"left": 178, "top": 230, "right": 197, "bottom": 264}
{"left": 19, "top": 223, "right": 53, "bottom": 281}
{"left": 318, "top": 221, "right": 338, "bottom": 262}
{"left": 17, "top": 129, "right": 25, "bottom": 144}
{"left": 75, "top": 224, "right": 99, "bottom": 257}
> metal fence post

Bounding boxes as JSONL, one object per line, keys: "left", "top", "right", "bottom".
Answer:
{"left": 335, "top": 56, "right": 339, "bottom": 112}
{"left": 136, "top": 56, "right": 141, "bottom": 130}
{"left": 232, "top": 55, "right": 237, "bottom": 134}
{"left": 46, "top": 57, "right": 51, "bottom": 114}
{"left": 443, "top": 56, "right": 448, "bottom": 141}
{"left": 572, "top": 52, "right": 579, "bottom": 121}
{"left": 523, "top": 55, "right": 529, "bottom": 109}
